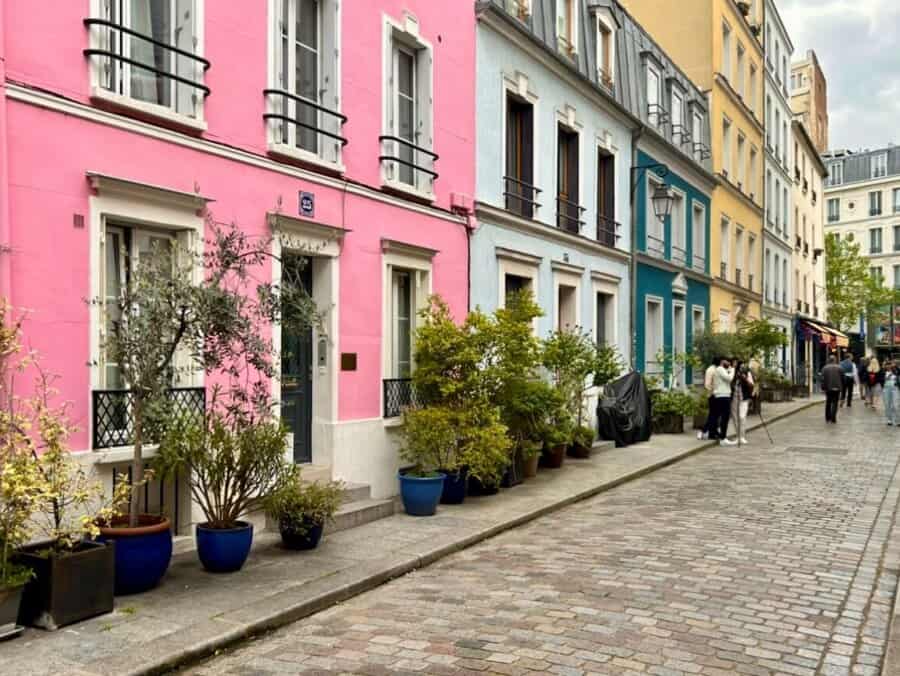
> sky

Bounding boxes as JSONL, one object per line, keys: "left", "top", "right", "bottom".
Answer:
{"left": 778, "top": 0, "right": 900, "bottom": 152}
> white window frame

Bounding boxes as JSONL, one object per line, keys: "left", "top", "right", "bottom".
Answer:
{"left": 720, "top": 216, "right": 730, "bottom": 277}
{"left": 594, "top": 12, "right": 616, "bottom": 85}
{"left": 670, "top": 188, "right": 687, "bottom": 264}
{"left": 592, "top": 275, "right": 619, "bottom": 349}
{"left": 381, "top": 14, "right": 435, "bottom": 200}
{"left": 502, "top": 71, "right": 541, "bottom": 218}
{"left": 721, "top": 116, "right": 732, "bottom": 177}
{"left": 872, "top": 153, "right": 888, "bottom": 179}
{"left": 870, "top": 227, "right": 883, "bottom": 254}
{"left": 721, "top": 21, "right": 732, "bottom": 81}
{"left": 87, "top": 0, "right": 207, "bottom": 131}
{"left": 554, "top": 269, "right": 581, "bottom": 332}
{"left": 644, "top": 295, "right": 665, "bottom": 379}
{"left": 672, "top": 300, "right": 687, "bottom": 387}
{"left": 671, "top": 86, "right": 685, "bottom": 136}
{"left": 735, "top": 42, "right": 745, "bottom": 98}
{"left": 646, "top": 63, "right": 662, "bottom": 127}
{"left": 828, "top": 162, "right": 843, "bottom": 186}
{"left": 691, "top": 201, "right": 706, "bottom": 272}
{"left": 736, "top": 132, "right": 746, "bottom": 189}
{"left": 267, "top": 0, "right": 343, "bottom": 171}
{"left": 556, "top": 0, "right": 578, "bottom": 55}
{"left": 827, "top": 197, "right": 840, "bottom": 222}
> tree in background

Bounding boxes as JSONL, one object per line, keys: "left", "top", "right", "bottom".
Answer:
{"left": 825, "top": 233, "right": 878, "bottom": 332}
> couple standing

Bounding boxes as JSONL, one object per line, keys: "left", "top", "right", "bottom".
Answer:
{"left": 697, "top": 357, "right": 754, "bottom": 446}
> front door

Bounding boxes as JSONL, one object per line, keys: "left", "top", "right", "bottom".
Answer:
{"left": 281, "top": 254, "right": 313, "bottom": 464}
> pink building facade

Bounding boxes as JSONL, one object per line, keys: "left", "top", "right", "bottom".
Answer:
{"left": 0, "top": 0, "right": 474, "bottom": 512}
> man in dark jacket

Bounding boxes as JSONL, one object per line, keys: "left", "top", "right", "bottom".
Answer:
{"left": 839, "top": 354, "right": 855, "bottom": 407}
{"left": 822, "top": 356, "right": 844, "bottom": 423}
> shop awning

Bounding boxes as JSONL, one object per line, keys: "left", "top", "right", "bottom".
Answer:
{"left": 798, "top": 320, "right": 849, "bottom": 348}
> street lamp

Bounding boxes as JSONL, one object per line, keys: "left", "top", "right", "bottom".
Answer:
{"left": 630, "top": 163, "right": 673, "bottom": 224}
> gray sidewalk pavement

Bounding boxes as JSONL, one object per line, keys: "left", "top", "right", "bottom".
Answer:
{"left": 0, "top": 396, "right": 823, "bottom": 676}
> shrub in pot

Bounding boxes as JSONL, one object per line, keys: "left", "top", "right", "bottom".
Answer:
{"left": 156, "top": 409, "right": 291, "bottom": 573}
{"left": 650, "top": 388, "right": 697, "bottom": 434}
{"left": 501, "top": 379, "right": 556, "bottom": 481}
{"left": 569, "top": 425, "right": 595, "bottom": 459}
{"left": 540, "top": 402, "right": 574, "bottom": 469}
{"left": 264, "top": 470, "right": 344, "bottom": 550}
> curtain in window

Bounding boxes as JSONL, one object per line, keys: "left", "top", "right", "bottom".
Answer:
{"left": 129, "top": 0, "right": 171, "bottom": 108}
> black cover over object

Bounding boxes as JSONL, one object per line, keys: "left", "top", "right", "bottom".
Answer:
{"left": 596, "top": 371, "right": 652, "bottom": 447}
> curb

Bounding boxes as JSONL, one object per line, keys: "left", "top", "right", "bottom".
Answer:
{"left": 133, "top": 399, "right": 823, "bottom": 676}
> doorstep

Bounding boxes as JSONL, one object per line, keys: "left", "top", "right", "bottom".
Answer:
{"left": 0, "top": 396, "right": 823, "bottom": 676}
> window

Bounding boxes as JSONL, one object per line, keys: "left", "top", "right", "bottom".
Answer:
{"left": 734, "top": 228, "right": 744, "bottom": 284}
{"left": 894, "top": 265, "right": 900, "bottom": 289}
{"left": 893, "top": 188, "right": 900, "bottom": 213}
{"left": 505, "top": 94, "right": 536, "bottom": 218}
{"left": 748, "top": 64, "right": 757, "bottom": 112}
{"left": 718, "top": 309, "right": 731, "bottom": 332}
{"left": 870, "top": 191, "right": 883, "bottom": 216}
{"left": 597, "top": 148, "right": 616, "bottom": 245}
{"left": 870, "top": 228, "right": 883, "bottom": 254}
{"left": 692, "top": 307, "right": 705, "bottom": 336}
{"left": 673, "top": 303, "right": 686, "bottom": 377}
{"left": 556, "top": 0, "right": 576, "bottom": 54}
{"left": 504, "top": 0, "right": 531, "bottom": 21}
{"left": 782, "top": 258, "right": 788, "bottom": 306}
{"left": 390, "top": 269, "right": 414, "bottom": 378}
{"left": 774, "top": 178, "right": 780, "bottom": 228}
{"left": 383, "top": 18, "right": 435, "bottom": 194}
{"left": 870, "top": 266, "right": 883, "bottom": 285}
{"left": 270, "top": 0, "right": 342, "bottom": 164}
{"left": 766, "top": 170, "right": 772, "bottom": 221}
{"left": 827, "top": 198, "right": 840, "bottom": 223}
{"left": 782, "top": 185, "right": 788, "bottom": 230}
{"left": 782, "top": 121, "right": 788, "bottom": 166}
{"left": 647, "top": 65, "right": 662, "bottom": 126}
{"left": 736, "top": 43, "right": 745, "bottom": 98}
{"left": 894, "top": 225, "right": 900, "bottom": 252}
{"left": 645, "top": 298, "right": 664, "bottom": 377}
{"left": 92, "top": 0, "right": 205, "bottom": 120}
{"left": 671, "top": 88, "right": 685, "bottom": 138}
{"left": 504, "top": 273, "right": 532, "bottom": 303}
{"left": 828, "top": 162, "right": 843, "bottom": 186}
{"left": 774, "top": 109, "right": 780, "bottom": 157}
{"left": 692, "top": 202, "right": 706, "bottom": 272}
{"left": 597, "top": 18, "right": 613, "bottom": 85}
{"left": 722, "top": 117, "right": 732, "bottom": 177}
{"left": 736, "top": 133, "right": 746, "bottom": 188}
{"left": 764, "top": 249, "right": 771, "bottom": 301}
{"left": 671, "top": 191, "right": 686, "bottom": 264}
{"left": 721, "top": 22, "right": 732, "bottom": 81}
{"left": 557, "top": 283, "right": 577, "bottom": 330}
{"left": 595, "top": 292, "right": 613, "bottom": 345}
{"left": 872, "top": 153, "right": 888, "bottom": 179}
{"left": 691, "top": 109, "right": 704, "bottom": 159}
{"left": 646, "top": 177, "right": 665, "bottom": 256}
{"left": 747, "top": 235, "right": 756, "bottom": 289}
{"left": 749, "top": 147, "right": 757, "bottom": 197}
{"left": 720, "top": 217, "right": 730, "bottom": 278}
{"left": 556, "top": 126, "right": 580, "bottom": 233}
{"left": 765, "top": 96, "right": 772, "bottom": 146}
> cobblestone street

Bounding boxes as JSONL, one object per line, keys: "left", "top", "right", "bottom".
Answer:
{"left": 185, "top": 403, "right": 900, "bottom": 676}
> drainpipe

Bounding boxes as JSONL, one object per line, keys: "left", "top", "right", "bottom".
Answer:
{"left": 628, "top": 124, "right": 645, "bottom": 371}
{"left": 0, "top": 0, "right": 11, "bottom": 300}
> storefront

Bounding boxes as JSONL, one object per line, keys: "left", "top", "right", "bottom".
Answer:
{"left": 795, "top": 318, "right": 850, "bottom": 394}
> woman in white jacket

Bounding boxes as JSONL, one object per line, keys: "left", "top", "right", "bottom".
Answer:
{"left": 712, "top": 359, "right": 735, "bottom": 445}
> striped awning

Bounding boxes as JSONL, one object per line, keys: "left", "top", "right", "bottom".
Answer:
{"left": 799, "top": 320, "right": 849, "bottom": 348}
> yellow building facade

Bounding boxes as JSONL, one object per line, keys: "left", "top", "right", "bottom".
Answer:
{"left": 621, "top": 0, "right": 765, "bottom": 330}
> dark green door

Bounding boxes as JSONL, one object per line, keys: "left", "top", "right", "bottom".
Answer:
{"left": 281, "top": 255, "right": 313, "bottom": 464}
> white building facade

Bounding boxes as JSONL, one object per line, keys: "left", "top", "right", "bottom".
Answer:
{"left": 762, "top": 0, "right": 794, "bottom": 373}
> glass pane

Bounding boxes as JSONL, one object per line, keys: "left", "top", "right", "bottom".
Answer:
{"left": 298, "top": 0, "right": 318, "bottom": 49}
{"left": 129, "top": 0, "right": 172, "bottom": 108}
{"left": 295, "top": 46, "right": 319, "bottom": 152}
{"left": 397, "top": 50, "right": 414, "bottom": 98}
{"left": 394, "top": 271, "right": 412, "bottom": 378}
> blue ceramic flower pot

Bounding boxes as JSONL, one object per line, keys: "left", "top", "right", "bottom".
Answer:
{"left": 97, "top": 516, "right": 172, "bottom": 595}
{"left": 439, "top": 467, "right": 468, "bottom": 505}
{"left": 195, "top": 522, "right": 254, "bottom": 573}
{"left": 398, "top": 472, "right": 445, "bottom": 516}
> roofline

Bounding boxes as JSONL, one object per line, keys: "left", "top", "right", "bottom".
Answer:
{"left": 764, "top": 0, "right": 795, "bottom": 54}
{"left": 792, "top": 119, "right": 827, "bottom": 175}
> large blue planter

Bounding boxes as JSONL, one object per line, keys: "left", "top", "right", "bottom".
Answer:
{"left": 399, "top": 472, "right": 445, "bottom": 516}
{"left": 97, "top": 516, "right": 172, "bottom": 595}
{"left": 196, "top": 522, "right": 254, "bottom": 573}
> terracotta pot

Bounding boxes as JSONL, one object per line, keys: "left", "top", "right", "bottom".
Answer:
{"left": 567, "top": 442, "right": 591, "bottom": 459}
{"left": 541, "top": 444, "right": 566, "bottom": 469}
{"left": 523, "top": 453, "right": 540, "bottom": 478}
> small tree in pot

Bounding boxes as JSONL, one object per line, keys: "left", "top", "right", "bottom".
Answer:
{"left": 263, "top": 468, "right": 344, "bottom": 550}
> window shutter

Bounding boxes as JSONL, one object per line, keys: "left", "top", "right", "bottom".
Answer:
{"left": 522, "top": 104, "right": 534, "bottom": 187}
{"left": 567, "top": 134, "right": 579, "bottom": 207}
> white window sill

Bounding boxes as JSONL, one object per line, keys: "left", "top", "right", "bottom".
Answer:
{"left": 268, "top": 143, "right": 345, "bottom": 174}
{"left": 83, "top": 444, "right": 161, "bottom": 466}
{"left": 90, "top": 87, "right": 208, "bottom": 133}
{"left": 382, "top": 178, "right": 435, "bottom": 203}
{"left": 383, "top": 417, "right": 404, "bottom": 428}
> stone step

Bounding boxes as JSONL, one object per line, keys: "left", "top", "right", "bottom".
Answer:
{"left": 340, "top": 482, "right": 372, "bottom": 503}
{"left": 325, "top": 498, "right": 396, "bottom": 535}
{"left": 592, "top": 440, "right": 616, "bottom": 453}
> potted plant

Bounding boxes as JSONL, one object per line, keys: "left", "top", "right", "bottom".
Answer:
{"left": 692, "top": 387, "right": 709, "bottom": 430}
{"left": 570, "top": 426, "right": 595, "bottom": 459}
{"left": 156, "top": 408, "right": 291, "bottom": 573}
{"left": 264, "top": 470, "right": 344, "bottom": 550}
{"left": 650, "top": 388, "right": 697, "bottom": 434}
{"left": 540, "top": 405, "right": 574, "bottom": 469}
{"left": 97, "top": 219, "right": 319, "bottom": 592}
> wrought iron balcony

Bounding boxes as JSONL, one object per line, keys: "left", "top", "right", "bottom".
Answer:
{"left": 597, "top": 215, "right": 621, "bottom": 248}
{"left": 795, "top": 235, "right": 802, "bottom": 250}
{"left": 504, "top": 176, "right": 541, "bottom": 219}
{"left": 692, "top": 142, "right": 711, "bottom": 161}
{"left": 556, "top": 196, "right": 585, "bottom": 234}
{"left": 735, "top": 268, "right": 742, "bottom": 287}
{"left": 383, "top": 378, "right": 418, "bottom": 419}
{"left": 692, "top": 255, "right": 706, "bottom": 274}
{"left": 803, "top": 242, "right": 810, "bottom": 255}
{"left": 870, "top": 208, "right": 882, "bottom": 217}
{"left": 83, "top": 17, "right": 211, "bottom": 99}
{"left": 646, "top": 233, "right": 665, "bottom": 259}
{"left": 748, "top": 274, "right": 754, "bottom": 292}
{"left": 671, "top": 244, "right": 687, "bottom": 266}
{"left": 647, "top": 103, "right": 670, "bottom": 128}
{"left": 263, "top": 89, "right": 348, "bottom": 153}
{"left": 92, "top": 387, "right": 205, "bottom": 450}
{"left": 720, "top": 261, "right": 728, "bottom": 280}
{"left": 379, "top": 136, "right": 439, "bottom": 191}
{"left": 503, "top": 0, "right": 531, "bottom": 21}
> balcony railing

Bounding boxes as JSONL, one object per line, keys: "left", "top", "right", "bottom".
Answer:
{"left": 647, "top": 103, "right": 670, "bottom": 128}
{"left": 735, "top": 268, "right": 742, "bottom": 287}
{"left": 504, "top": 0, "right": 532, "bottom": 21}
{"left": 794, "top": 167, "right": 801, "bottom": 182}
{"left": 796, "top": 299, "right": 802, "bottom": 312}
{"left": 383, "top": 378, "right": 417, "bottom": 418}
{"left": 83, "top": 17, "right": 211, "bottom": 99}
{"left": 692, "top": 142, "right": 711, "bottom": 161}
{"left": 378, "top": 135, "right": 439, "bottom": 191}
{"left": 795, "top": 235, "right": 802, "bottom": 250}
{"left": 811, "top": 191, "right": 817, "bottom": 205}
{"left": 748, "top": 274, "right": 754, "bottom": 292}
{"left": 597, "top": 215, "right": 621, "bottom": 248}
{"left": 263, "top": 88, "right": 348, "bottom": 154}
{"left": 870, "top": 208, "right": 882, "bottom": 217}
{"left": 782, "top": 291, "right": 787, "bottom": 307}
{"left": 671, "top": 244, "right": 687, "bottom": 266}
{"left": 871, "top": 246, "right": 882, "bottom": 254}
{"left": 828, "top": 214, "right": 839, "bottom": 223}
{"left": 92, "top": 387, "right": 205, "bottom": 450}
{"left": 692, "top": 255, "right": 706, "bottom": 274}
{"left": 646, "top": 233, "right": 665, "bottom": 258}
{"left": 504, "top": 176, "right": 541, "bottom": 219}
{"left": 720, "top": 261, "right": 728, "bottom": 280}
{"left": 802, "top": 178, "right": 809, "bottom": 193}
{"left": 556, "top": 196, "right": 585, "bottom": 234}
{"left": 803, "top": 242, "right": 809, "bottom": 255}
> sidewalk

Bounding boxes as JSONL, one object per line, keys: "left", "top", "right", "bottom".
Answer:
{"left": 1, "top": 396, "right": 823, "bottom": 676}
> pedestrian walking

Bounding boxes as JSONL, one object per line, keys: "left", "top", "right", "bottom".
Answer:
{"left": 822, "top": 356, "right": 843, "bottom": 423}
{"left": 859, "top": 356, "right": 870, "bottom": 405}
{"left": 697, "top": 356, "right": 720, "bottom": 440}
{"left": 839, "top": 353, "right": 855, "bottom": 407}
{"left": 713, "top": 357, "right": 735, "bottom": 445}
{"left": 728, "top": 361, "right": 754, "bottom": 445}
{"left": 883, "top": 360, "right": 899, "bottom": 426}
{"left": 867, "top": 356, "right": 883, "bottom": 410}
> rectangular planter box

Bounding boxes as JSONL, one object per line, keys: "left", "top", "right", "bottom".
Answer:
{"left": 0, "top": 585, "right": 24, "bottom": 634}
{"left": 16, "top": 541, "right": 115, "bottom": 630}
{"left": 652, "top": 413, "right": 684, "bottom": 435}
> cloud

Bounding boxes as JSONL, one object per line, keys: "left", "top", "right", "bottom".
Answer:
{"left": 779, "top": 0, "right": 900, "bottom": 151}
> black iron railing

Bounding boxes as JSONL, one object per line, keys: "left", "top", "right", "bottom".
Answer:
{"left": 597, "top": 215, "right": 620, "bottom": 248}
{"left": 556, "top": 196, "right": 585, "bottom": 234}
{"left": 379, "top": 135, "right": 439, "bottom": 188}
{"left": 504, "top": 176, "right": 541, "bottom": 218}
{"left": 263, "top": 88, "right": 348, "bottom": 148}
{"left": 692, "top": 255, "right": 706, "bottom": 274}
{"left": 693, "top": 142, "right": 711, "bottom": 161}
{"left": 672, "top": 124, "right": 691, "bottom": 145}
{"left": 92, "top": 387, "right": 205, "bottom": 450}
{"left": 83, "top": 17, "right": 211, "bottom": 97}
{"left": 748, "top": 274, "right": 754, "bottom": 292}
{"left": 383, "top": 379, "right": 417, "bottom": 418}
{"left": 646, "top": 233, "right": 665, "bottom": 258}
{"left": 671, "top": 244, "right": 687, "bottom": 266}
{"left": 720, "top": 261, "right": 728, "bottom": 280}
{"left": 647, "top": 103, "right": 670, "bottom": 128}
{"left": 735, "top": 268, "right": 742, "bottom": 287}
{"left": 803, "top": 242, "right": 809, "bottom": 255}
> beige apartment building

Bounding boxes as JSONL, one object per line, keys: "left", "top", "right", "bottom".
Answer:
{"left": 790, "top": 50, "right": 828, "bottom": 154}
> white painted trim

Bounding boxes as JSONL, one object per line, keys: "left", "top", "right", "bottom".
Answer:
{"left": 551, "top": 259, "right": 584, "bottom": 275}
{"left": 644, "top": 294, "right": 665, "bottom": 375}
{"left": 496, "top": 246, "right": 543, "bottom": 266}
{"left": 501, "top": 70, "right": 541, "bottom": 220}
{"left": 591, "top": 277, "right": 618, "bottom": 348}
{"left": 497, "top": 255, "right": 539, "bottom": 312}
{"left": 6, "top": 84, "right": 466, "bottom": 227}
{"left": 553, "top": 268, "right": 582, "bottom": 331}
{"left": 691, "top": 304, "right": 706, "bottom": 334}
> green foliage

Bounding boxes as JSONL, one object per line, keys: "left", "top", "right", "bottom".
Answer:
{"left": 502, "top": 379, "right": 564, "bottom": 458}
{"left": 594, "top": 343, "right": 625, "bottom": 387}
{"left": 155, "top": 407, "right": 291, "bottom": 529}
{"left": 263, "top": 471, "right": 344, "bottom": 535}
{"left": 100, "top": 217, "right": 320, "bottom": 525}
{"left": 543, "top": 404, "right": 575, "bottom": 447}
{"left": 758, "top": 367, "right": 791, "bottom": 389}
{"left": 572, "top": 425, "right": 595, "bottom": 449}
{"left": 650, "top": 389, "right": 698, "bottom": 419}
{"left": 542, "top": 329, "right": 597, "bottom": 426}
{"left": 653, "top": 349, "right": 702, "bottom": 389}
{"left": 692, "top": 329, "right": 751, "bottom": 366}
{"left": 738, "top": 318, "right": 788, "bottom": 363}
